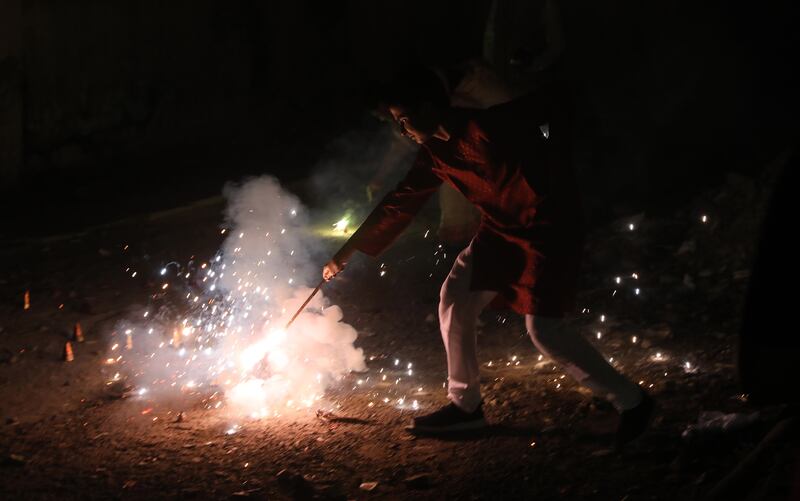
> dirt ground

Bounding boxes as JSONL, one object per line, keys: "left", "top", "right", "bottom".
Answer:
{"left": 1, "top": 171, "right": 796, "bottom": 500}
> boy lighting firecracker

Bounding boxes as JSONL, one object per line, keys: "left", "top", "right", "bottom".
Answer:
{"left": 321, "top": 68, "right": 654, "bottom": 447}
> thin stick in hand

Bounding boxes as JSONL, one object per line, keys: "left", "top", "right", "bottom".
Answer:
{"left": 285, "top": 279, "right": 326, "bottom": 329}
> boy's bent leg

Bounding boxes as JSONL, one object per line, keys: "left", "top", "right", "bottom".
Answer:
{"left": 439, "top": 245, "right": 497, "bottom": 412}
{"left": 526, "top": 315, "right": 643, "bottom": 411}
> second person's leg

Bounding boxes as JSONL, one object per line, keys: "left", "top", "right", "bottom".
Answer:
{"left": 526, "top": 315, "right": 643, "bottom": 411}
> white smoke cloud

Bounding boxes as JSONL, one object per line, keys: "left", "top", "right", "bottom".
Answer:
{"left": 108, "top": 176, "right": 365, "bottom": 418}
{"left": 217, "top": 176, "right": 366, "bottom": 416}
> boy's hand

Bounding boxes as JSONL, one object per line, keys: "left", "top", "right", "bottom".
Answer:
{"left": 322, "top": 258, "right": 345, "bottom": 281}
{"left": 322, "top": 244, "right": 356, "bottom": 281}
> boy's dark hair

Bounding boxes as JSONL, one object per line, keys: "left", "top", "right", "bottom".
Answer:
{"left": 371, "top": 65, "right": 450, "bottom": 117}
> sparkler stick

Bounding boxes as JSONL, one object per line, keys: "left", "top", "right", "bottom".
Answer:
{"left": 285, "top": 241, "right": 351, "bottom": 328}
{"left": 285, "top": 279, "right": 325, "bottom": 329}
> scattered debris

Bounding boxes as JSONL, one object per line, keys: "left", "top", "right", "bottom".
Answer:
{"left": 1, "top": 454, "right": 26, "bottom": 467}
{"left": 404, "top": 473, "right": 432, "bottom": 489}
{"left": 0, "top": 348, "right": 16, "bottom": 364}
{"left": 105, "top": 380, "right": 133, "bottom": 399}
{"left": 359, "top": 481, "right": 378, "bottom": 491}
{"left": 315, "top": 410, "right": 372, "bottom": 425}
{"left": 682, "top": 411, "right": 761, "bottom": 440}
{"left": 231, "top": 488, "right": 262, "bottom": 497}
{"left": 276, "top": 469, "right": 314, "bottom": 499}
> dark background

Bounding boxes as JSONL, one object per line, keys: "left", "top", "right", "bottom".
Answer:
{"left": 0, "top": 0, "right": 797, "bottom": 236}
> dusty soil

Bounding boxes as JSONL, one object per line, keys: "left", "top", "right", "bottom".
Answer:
{"left": 0, "top": 169, "right": 795, "bottom": 500}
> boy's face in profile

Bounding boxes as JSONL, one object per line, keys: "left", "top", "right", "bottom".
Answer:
{"left": 388, "top": 104, "right": 438, "bottom": 145}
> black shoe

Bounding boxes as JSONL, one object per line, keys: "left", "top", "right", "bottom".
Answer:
{"left": 408, "top": 402, "right": 487, "bottom": 434}
{"left": 615, "top": 391, "right": 655, "bottom": 449}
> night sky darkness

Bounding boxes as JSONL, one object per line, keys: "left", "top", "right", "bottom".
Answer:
{"left": 1, "top": 1, "right": 796, "bottom": 234}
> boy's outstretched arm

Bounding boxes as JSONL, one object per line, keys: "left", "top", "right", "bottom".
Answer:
{"left": 323, "top": 150, "right": 442, "bottom": 281}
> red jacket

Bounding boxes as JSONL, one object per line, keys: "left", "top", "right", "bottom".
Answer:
{"left": 349, "top": 90, "right": 584, "bottom": 316}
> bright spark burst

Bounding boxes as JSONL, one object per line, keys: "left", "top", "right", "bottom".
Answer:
{"left": 332, "top": 216, "right": 350, "bottom": 234}
{"left": 105, "top": 178, "right": 368, "bottom": 422}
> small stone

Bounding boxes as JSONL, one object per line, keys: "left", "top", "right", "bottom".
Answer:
{"left": 676, "top": 240, "right": 696, "bottom": 256}
{"left": 0, "top": 349, "right": 16, "bottom": 364}
{"left": 404, "top": 473, "right": 432, "bottom": 489}
{"left": 359, "top": 481, "right": 379, "bottom": 491}
{"left": 276, "top": 469, "right": 314, "bottom": 498}
{"left": 1, "top": 454, "right": 25, "bottom": 467}
{"left": 733, "top": 269, "right": 750, "bottom": 280}
{"left": 648, "top": 324, "right": 673, "bottom": 340}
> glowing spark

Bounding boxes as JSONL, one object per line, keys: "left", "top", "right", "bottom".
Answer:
{"left": 332, "top": 216, "right": 350, "bottom": 234}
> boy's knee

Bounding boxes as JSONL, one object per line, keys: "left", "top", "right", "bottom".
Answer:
{"left": 439, "top": 278, "right": 454, "bottom": 307}
{"left": 440, "top": 274, "right": 468, "bottom": 306}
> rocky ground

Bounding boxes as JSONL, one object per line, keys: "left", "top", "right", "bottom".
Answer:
{"left": 1, "top": 160, "right": 796, "bottom": 500}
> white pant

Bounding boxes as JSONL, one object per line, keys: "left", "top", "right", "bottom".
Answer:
{"left": 439, "top": 244, "right": 643, "bottom": 413}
